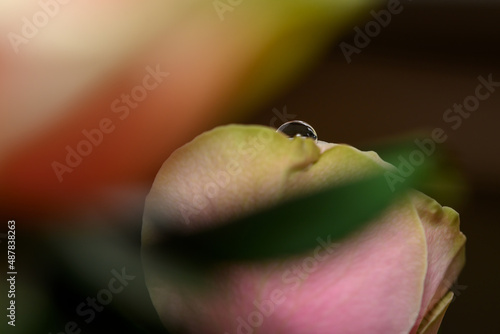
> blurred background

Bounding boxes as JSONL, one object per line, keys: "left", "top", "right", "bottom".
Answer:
{"left": 1, "top": 0, "right": 499, "bottom": 333}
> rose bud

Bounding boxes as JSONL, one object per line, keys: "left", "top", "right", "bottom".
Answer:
{"left": 142, "top": 124, "right": 466, "bottom": 334}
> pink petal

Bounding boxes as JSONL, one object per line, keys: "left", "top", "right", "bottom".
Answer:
{"left": 146, "top": 197, "right": 430, "bottom": 334}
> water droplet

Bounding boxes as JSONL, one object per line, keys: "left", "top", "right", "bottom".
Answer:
{"left": 276, "top": 121, "right": 318, "bottom": 142}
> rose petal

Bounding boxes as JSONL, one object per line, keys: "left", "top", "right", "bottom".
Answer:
{"left": 409, "top": 193, "right": 466, "bottom": 333}
{"left": 238, "top": 197, "right": 427, "bottom": 334}
{"left": 417, "top": 291, "right": 454, "bottom": 334}
{"left": 143, "top": 125, "right": 321, "bottom": 237}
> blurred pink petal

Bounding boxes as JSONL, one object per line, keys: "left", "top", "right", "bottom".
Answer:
{"left": 0, "top": 0, "right": 372, "bottom": 222}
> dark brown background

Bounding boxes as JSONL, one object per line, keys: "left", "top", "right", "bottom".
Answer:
{"left": 248, "top": 2, "right": 500, "bottom": 333}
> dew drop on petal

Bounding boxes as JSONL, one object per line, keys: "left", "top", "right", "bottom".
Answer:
{"left": 276, "top": 121, "right": 318, "bottom": 142}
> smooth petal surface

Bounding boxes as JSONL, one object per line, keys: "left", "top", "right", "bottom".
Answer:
{"left": 143, "top": 125, "right": 441, "bottom": 334}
